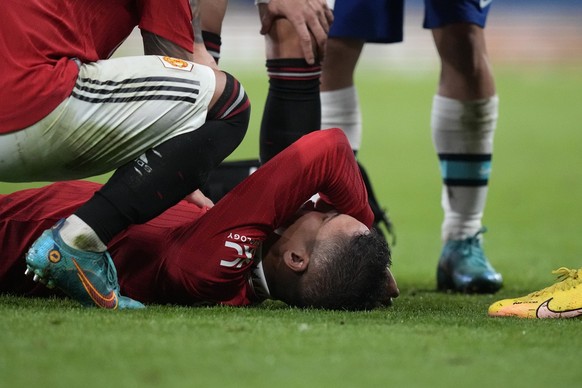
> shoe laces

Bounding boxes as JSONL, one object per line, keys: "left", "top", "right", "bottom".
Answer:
{"left": 553, "top": 267, "right": 582, "bottom": 281}
{"left": 527, "top": 267, "right": 582, "bottom": 298}
{"left": 458, "top": 227, "right": 488, "bottom": 265}
{"left": 103, "top": 251, "right": 119, "bottom": 287}
{"left": 469, "top": 227, "right": 487, "bottom": 242}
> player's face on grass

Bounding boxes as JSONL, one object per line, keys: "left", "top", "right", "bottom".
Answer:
{"left": 311, "top": 211, "right": 399, "bottom": 300}
{"left": 294, "top": 211, "right": 399, "bottom": 302}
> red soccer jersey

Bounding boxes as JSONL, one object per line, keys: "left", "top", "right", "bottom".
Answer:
{"left": 0, "top": 129, "right": 373, "bottom": 306}
{"left": 0, "top": 0, "right": 194, "bottom": 134}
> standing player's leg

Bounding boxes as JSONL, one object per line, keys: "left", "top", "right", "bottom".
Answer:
{"left": 425, "top": 0, "right": 502, "bottom": 293}
{"left": 320, "top": 37, "right": 395, "bottom": 243}
{"left": 259, "top": 15, "right": 322, "bottom": 163}
{"left": 320, "top": 37, "right": 364, "bottom": 154}
{"left": 320, "top": 0, "right": 404, "bottom": 243}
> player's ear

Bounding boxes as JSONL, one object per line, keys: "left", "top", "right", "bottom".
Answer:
{"left": 283, "top": 250, "right": 310, "bottom": 273}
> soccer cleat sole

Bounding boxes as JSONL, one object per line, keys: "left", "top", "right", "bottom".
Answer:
{"left": 25, "top": 265, "right": 55, "bottom": 288}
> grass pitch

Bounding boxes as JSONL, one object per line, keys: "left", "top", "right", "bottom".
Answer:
{"left": 1, "top": 66, "right": 582, "bottom": 387}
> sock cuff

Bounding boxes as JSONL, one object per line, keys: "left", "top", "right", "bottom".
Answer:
{"left": 207, "top": 72, "right": 250, "bottom": 120}
{"left": 320, "top": 85, "right": 358, "bottom": 105}
{"left": 61, "top": 214, "right": 108, "bottom": 252}
{"left": 432, "top": 94, "right": 499, "bottom": 132}
{"left": 202, "top": 30, "right": 222, "bottom": 63}
{"left": 321, "top": 86, "right": 362, "bottom": 150}
{"left": 265, "top": 58, "right": 322, "bottom": 81}
{"left": 433, "top": 94, "right": 499, "bottom": 107}
{"left": 431, "top": 95, "right": 499, "bottom": 130}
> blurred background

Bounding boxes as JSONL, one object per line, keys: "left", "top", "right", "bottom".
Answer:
{"left": 115, "top": 0, "right": 582, "bottom": 71}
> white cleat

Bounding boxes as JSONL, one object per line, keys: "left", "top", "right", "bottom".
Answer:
{"left": 24, "top": 268, "right": 32, "bottom": 276}
{"left": 33, "top": 274, "right": 40, "bottom": 282}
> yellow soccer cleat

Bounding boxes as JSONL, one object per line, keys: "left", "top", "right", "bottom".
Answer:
{"left": 488, "top": 267, "right": 582, "bottom": 318}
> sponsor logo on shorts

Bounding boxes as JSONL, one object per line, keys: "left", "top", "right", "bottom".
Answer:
{"left": 159, "top": 56, "right": 194, "bottom": 72}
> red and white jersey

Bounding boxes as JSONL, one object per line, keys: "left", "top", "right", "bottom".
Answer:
{"left": 0, "top": 129, "right": 373, "bottom": 306}
{"left": 0, "top": 0, "right": 193, "bottom": 134}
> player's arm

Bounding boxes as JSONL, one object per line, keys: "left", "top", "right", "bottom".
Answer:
{"left": 139, "top": 0, "right": 197, "bottom": 60}
{"left": 265, "top": 127, "right": 372, "bottom": 227}
{"left": 192, "top": 0, "right": 223, "bottom": 68}
{"left": 301, "top": 129, "right": 373, "bottom": 226}
{"left": 141, "top": 0, "right": 219, "bottom": 68}
{"left": 205, "top": 128, "right": 373, "bottom": 231}
{"left": 142, "top": 31, "right": 195, "bottom": 60}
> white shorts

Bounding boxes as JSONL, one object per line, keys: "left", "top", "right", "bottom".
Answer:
{"left": 0, "top": 55, "right": 216, "bottom": 182}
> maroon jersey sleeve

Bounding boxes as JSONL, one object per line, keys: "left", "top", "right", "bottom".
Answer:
{"left": 163, "top": 128, "right": 374, "bottom": 305}
{"left": 225, "top": 127, "right": 374, "bottom": 228}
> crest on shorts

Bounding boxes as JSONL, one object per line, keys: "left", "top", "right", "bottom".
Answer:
{"left": 159, "top": 56, "right": 193, "bottom": 72}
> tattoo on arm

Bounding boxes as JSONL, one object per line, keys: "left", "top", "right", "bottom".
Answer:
{"left": 190, "top": 0, "right": 204, "bottom": 44}
{"left": 142, "top": 30, "right": 194, "bottom": 60}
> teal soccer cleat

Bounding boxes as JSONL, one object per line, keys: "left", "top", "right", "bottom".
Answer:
{"left": 24, "top": 219, "right": 144, "bottom": 309}
{"left": 436, "top": 228, "right": 503, "bottom": 294}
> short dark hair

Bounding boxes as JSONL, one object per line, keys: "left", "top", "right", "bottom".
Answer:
{"left": 297, "top": 230, "right": 393, "bottom": 310}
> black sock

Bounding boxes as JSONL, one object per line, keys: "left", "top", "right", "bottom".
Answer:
{"left": 259, "top": 58, "right": 321, "bottom": 163}
{"left": 202, "top": 159, "right": 261, "bottom": 203}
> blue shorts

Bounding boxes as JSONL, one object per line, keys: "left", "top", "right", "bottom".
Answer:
{"left": 329, "top": 0, "right": 404, "bottom": 43}
{"left": 329, "top": 0, "right": 492, "bottom": 43}
{"left": 424, "top": 0, "right": 493, "bottom": 29}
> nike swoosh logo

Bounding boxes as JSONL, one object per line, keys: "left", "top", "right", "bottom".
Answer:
{"left": 72, "top": 258, "right": 118, "bottom": 309}
{"left": 480, "top": 0, "right": 493, "bottom": 9}
{"left": 536, "top": 299, "right": 582, "bottom": 318}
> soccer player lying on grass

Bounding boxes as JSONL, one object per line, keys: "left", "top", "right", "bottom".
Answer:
{"left": 0, "top": 129, "right": 399, "bottom": 310}
{"left": 1, "top": 0, "right": 253, "bottom": 310}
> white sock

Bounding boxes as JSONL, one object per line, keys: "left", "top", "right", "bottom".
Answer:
{"left": 321, "top": 86, "right": 362, "bottom": 150}
{"left": 59, "top": 215, "right": 107, "bottom": 252}
{"left": 431, "top": 95, "right": 499, "bottom": 241}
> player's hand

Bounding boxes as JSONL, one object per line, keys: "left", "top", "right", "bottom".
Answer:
{"left": 258, "top": 0, "right": 334, "bottom": 65}
{"left": 184, "top": 189, "right": 214, "bottom": 209}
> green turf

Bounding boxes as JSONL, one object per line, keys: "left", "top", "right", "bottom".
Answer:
{"left": 1, "top": 66, "right": 582, "bottom": 387}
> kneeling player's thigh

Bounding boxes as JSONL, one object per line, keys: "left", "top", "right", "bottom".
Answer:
{"left": 57, "top": 56, "right": 217, "bottom": 178}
